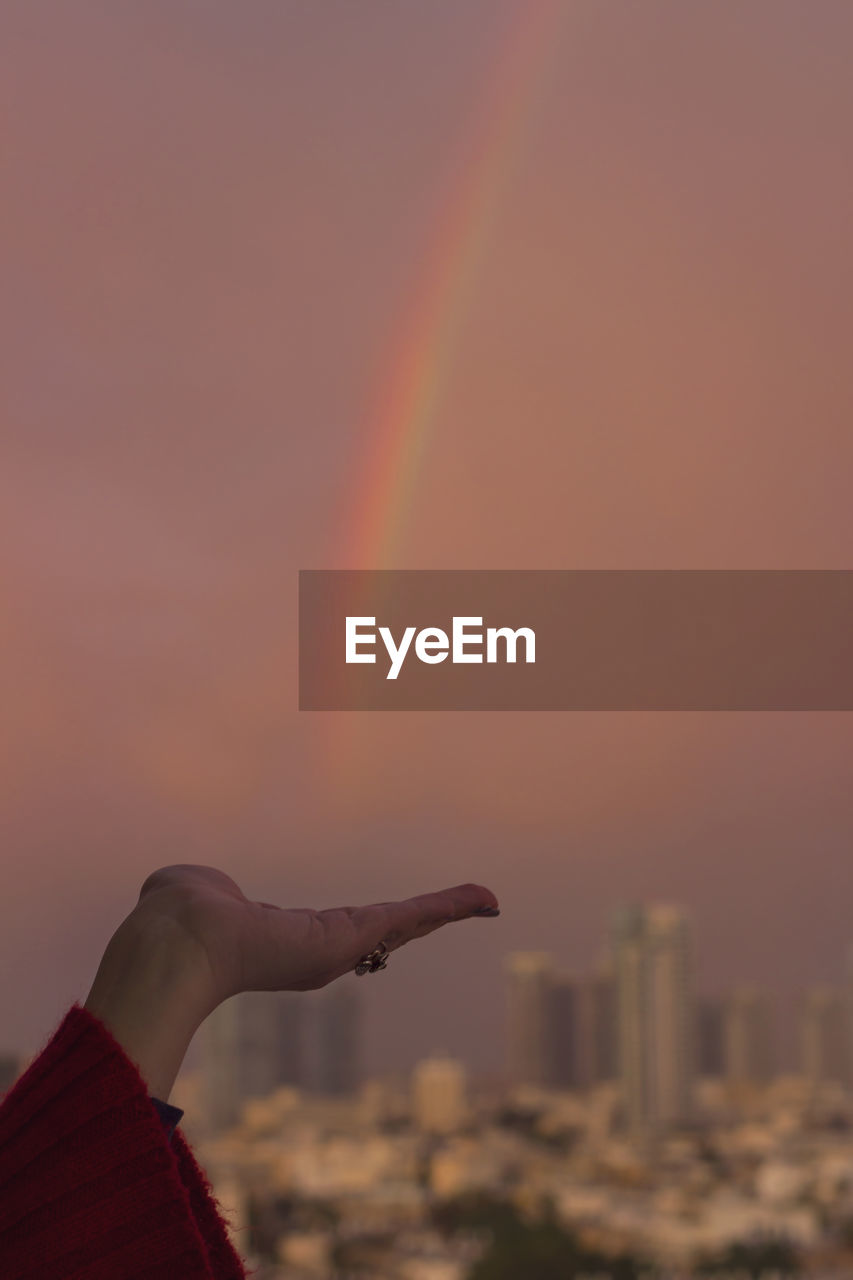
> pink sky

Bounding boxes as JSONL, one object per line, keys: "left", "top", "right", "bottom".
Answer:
{"left": 2, "top": 1, "right": 853, "bottom": 1072}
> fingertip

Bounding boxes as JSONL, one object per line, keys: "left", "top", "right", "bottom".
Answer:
{"left": 467, "top": 882, "right": 500, "bottom": 913}
{"left": 452, "top": 881, "right": 499, "bottom": 905}
{"left": 449, "top": 886, "right": 500, "bottom": 919}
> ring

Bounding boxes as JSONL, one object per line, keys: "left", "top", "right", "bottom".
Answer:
{"left": 355, "top": 942, "right": 389, "bottom": 976}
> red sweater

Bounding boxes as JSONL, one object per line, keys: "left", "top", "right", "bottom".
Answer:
{"left": 0, "top": 1005, "right": 249, "bottom": 1279}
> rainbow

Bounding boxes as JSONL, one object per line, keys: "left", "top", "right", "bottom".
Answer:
{"left": 340, "top": 1, "right": 566, "bottom": 571}
{"left": 319, "top": 3, "right": 566, "bottom": 793}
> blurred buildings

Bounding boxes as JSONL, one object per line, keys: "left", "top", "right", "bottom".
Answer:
{"left": 202, "top": 991, "right": 306, "bottom": 1130}
{"left": 196, "top": 1023, "right": 853, "bottom": 1279}
{"left": 412, "top": 1054, "right": 468, "bottom": 1134}
{"left": 505, "top": 951, "right": 553, "bottom": 1087}
{"left": 313, "top": 982, "right": 362, "bottom": 1096}
{"left": 507, "top": 905, "right": 695, "bottom": 1138}
{"left": 546, "top": 971, "right": 582, "bottom": 1090}
{"left": 202, "top": 983, "right": 363, "bottom": 1129}
{"left": 152, "top": 918, "right": 853, "bottom": 1274}
{"left": 697, "top": 998, "right": 725, "bottom": 1077}
{"left": 585, "top": 967, "right": 619, "bottom": 1086}
{"left": 612, "top": 904, "right": 695, "bottom": 1137}
{"left": 723, "top": 985, "right": 774, "bottom": 1096}
{"left": 195, "top": 909, "right": 853, "bottom": 1154}
{"left": 801, "top": 986, "right": 847, "bottom": 1089}
{"left": 505, "top": 952, "right": 616, "bottom": 1093}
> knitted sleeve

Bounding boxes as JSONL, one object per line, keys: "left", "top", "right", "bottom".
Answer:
{"left": 0, "top": 1005, "right": 249, "bottom": 1280}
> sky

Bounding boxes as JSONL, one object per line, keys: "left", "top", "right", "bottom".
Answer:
{"left": 2, "top": 0, "right": 853, "bottom": 1074}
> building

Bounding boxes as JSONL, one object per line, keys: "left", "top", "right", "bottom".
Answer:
{"left": 723, "top": 985, "right": 774, "bottom": 1093}
{"left": 697, "top": 999, "right": 725, "bottom": 1078}
{"left": 506, "top": 951, "right": 554, "bottom": 1086}
{"left": 612, "top": 904, "right": 695, "bottom": 1137}
{"left": 801, "top": 986, "right": 847, "bottom": 1088}
{"left": 586, "top": 967, "right": 619, "bottom": 1085}
{"left": 314, "top": 981, "right": 363, "bottom": 1096}
{"left": 550, "top": 969, "right": 619, "bottom": 1089}
{"left": 201, "top": 990, "right": 305, "bottom": 1130}
{"left": 412, "top": 1053, "right": 468, "bottom": 1134}
{"left": 548, "top": 973, "right": 582, "bottom": 1089}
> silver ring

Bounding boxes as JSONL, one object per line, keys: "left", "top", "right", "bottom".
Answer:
{"left": 355, "top": 942, "right": 389, "bottom": 976}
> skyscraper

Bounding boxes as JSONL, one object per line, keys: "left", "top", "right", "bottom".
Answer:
{"left": 612, "top": 905, "right": 694, "bottom": 1137}
{"left": 506, "top": 951, "right": 554, "bottom": 1087}
{"left": 723, "top": 985, "right": 773, "bottom": 1092}
{"left": 314, "top": 982, "right": 363, "bottom": 1096}
{"left": 201, "top": 990, "right": 305, "bottom": 1130}
{"left": 587, "top": 967, "right": 619, "bottom": 1085}
{"left": 801, "top": 987, "right": 847, "bottom": 1088}
{"left": 548, "top": 973, "right": 582, "bottom": 1089}
{"left": 697, "top": 999, "right": 725, "bottom": 1078}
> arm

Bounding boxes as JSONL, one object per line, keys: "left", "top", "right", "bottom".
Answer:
{"left": 1, "top": 865, "right": 499, "bottom": 1279}
{"left": 84, "top": 864, "right": 500, "bottom": 1100}
{"left": 0, "top": 1003, "right": 247, "bottom": 1280}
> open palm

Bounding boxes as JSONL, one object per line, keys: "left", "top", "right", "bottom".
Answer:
{"left": 135, "top": 863, "right": 500, "bottom": 1009}
{"left": 85, "top": 863, "right": 500, "bottom": 1099}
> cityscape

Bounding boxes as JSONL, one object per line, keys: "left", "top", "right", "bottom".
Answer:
{"left": 7, "top": 903, "right": 852, "bottom": 1278}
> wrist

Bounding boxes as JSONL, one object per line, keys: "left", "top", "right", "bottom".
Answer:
{"left": 84, "top": 906, "right": 214, "bottom": 1100}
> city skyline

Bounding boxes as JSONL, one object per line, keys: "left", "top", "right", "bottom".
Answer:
{"left": 3, "top": 895, "right": 851, "bottom": 1090}
{"left": 132, "top": 900, "right": 853, "bottom": 1141}
{"left": 173, "top": 911, "right": 853, "bottom": 1275}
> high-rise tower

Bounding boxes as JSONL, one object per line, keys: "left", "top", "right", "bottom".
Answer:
{"left": 201, "top": 991, "right": 305, "bottom": 1130}
{"left": 505, "top": 951, "right": 554, "bottom": 1086}
{"left": 612, "top": 904, "right": 694, "bottom": 1137}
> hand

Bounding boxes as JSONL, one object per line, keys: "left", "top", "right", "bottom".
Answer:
{"left": 85, "top": 864, "right": 500, "bottom": 1100}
